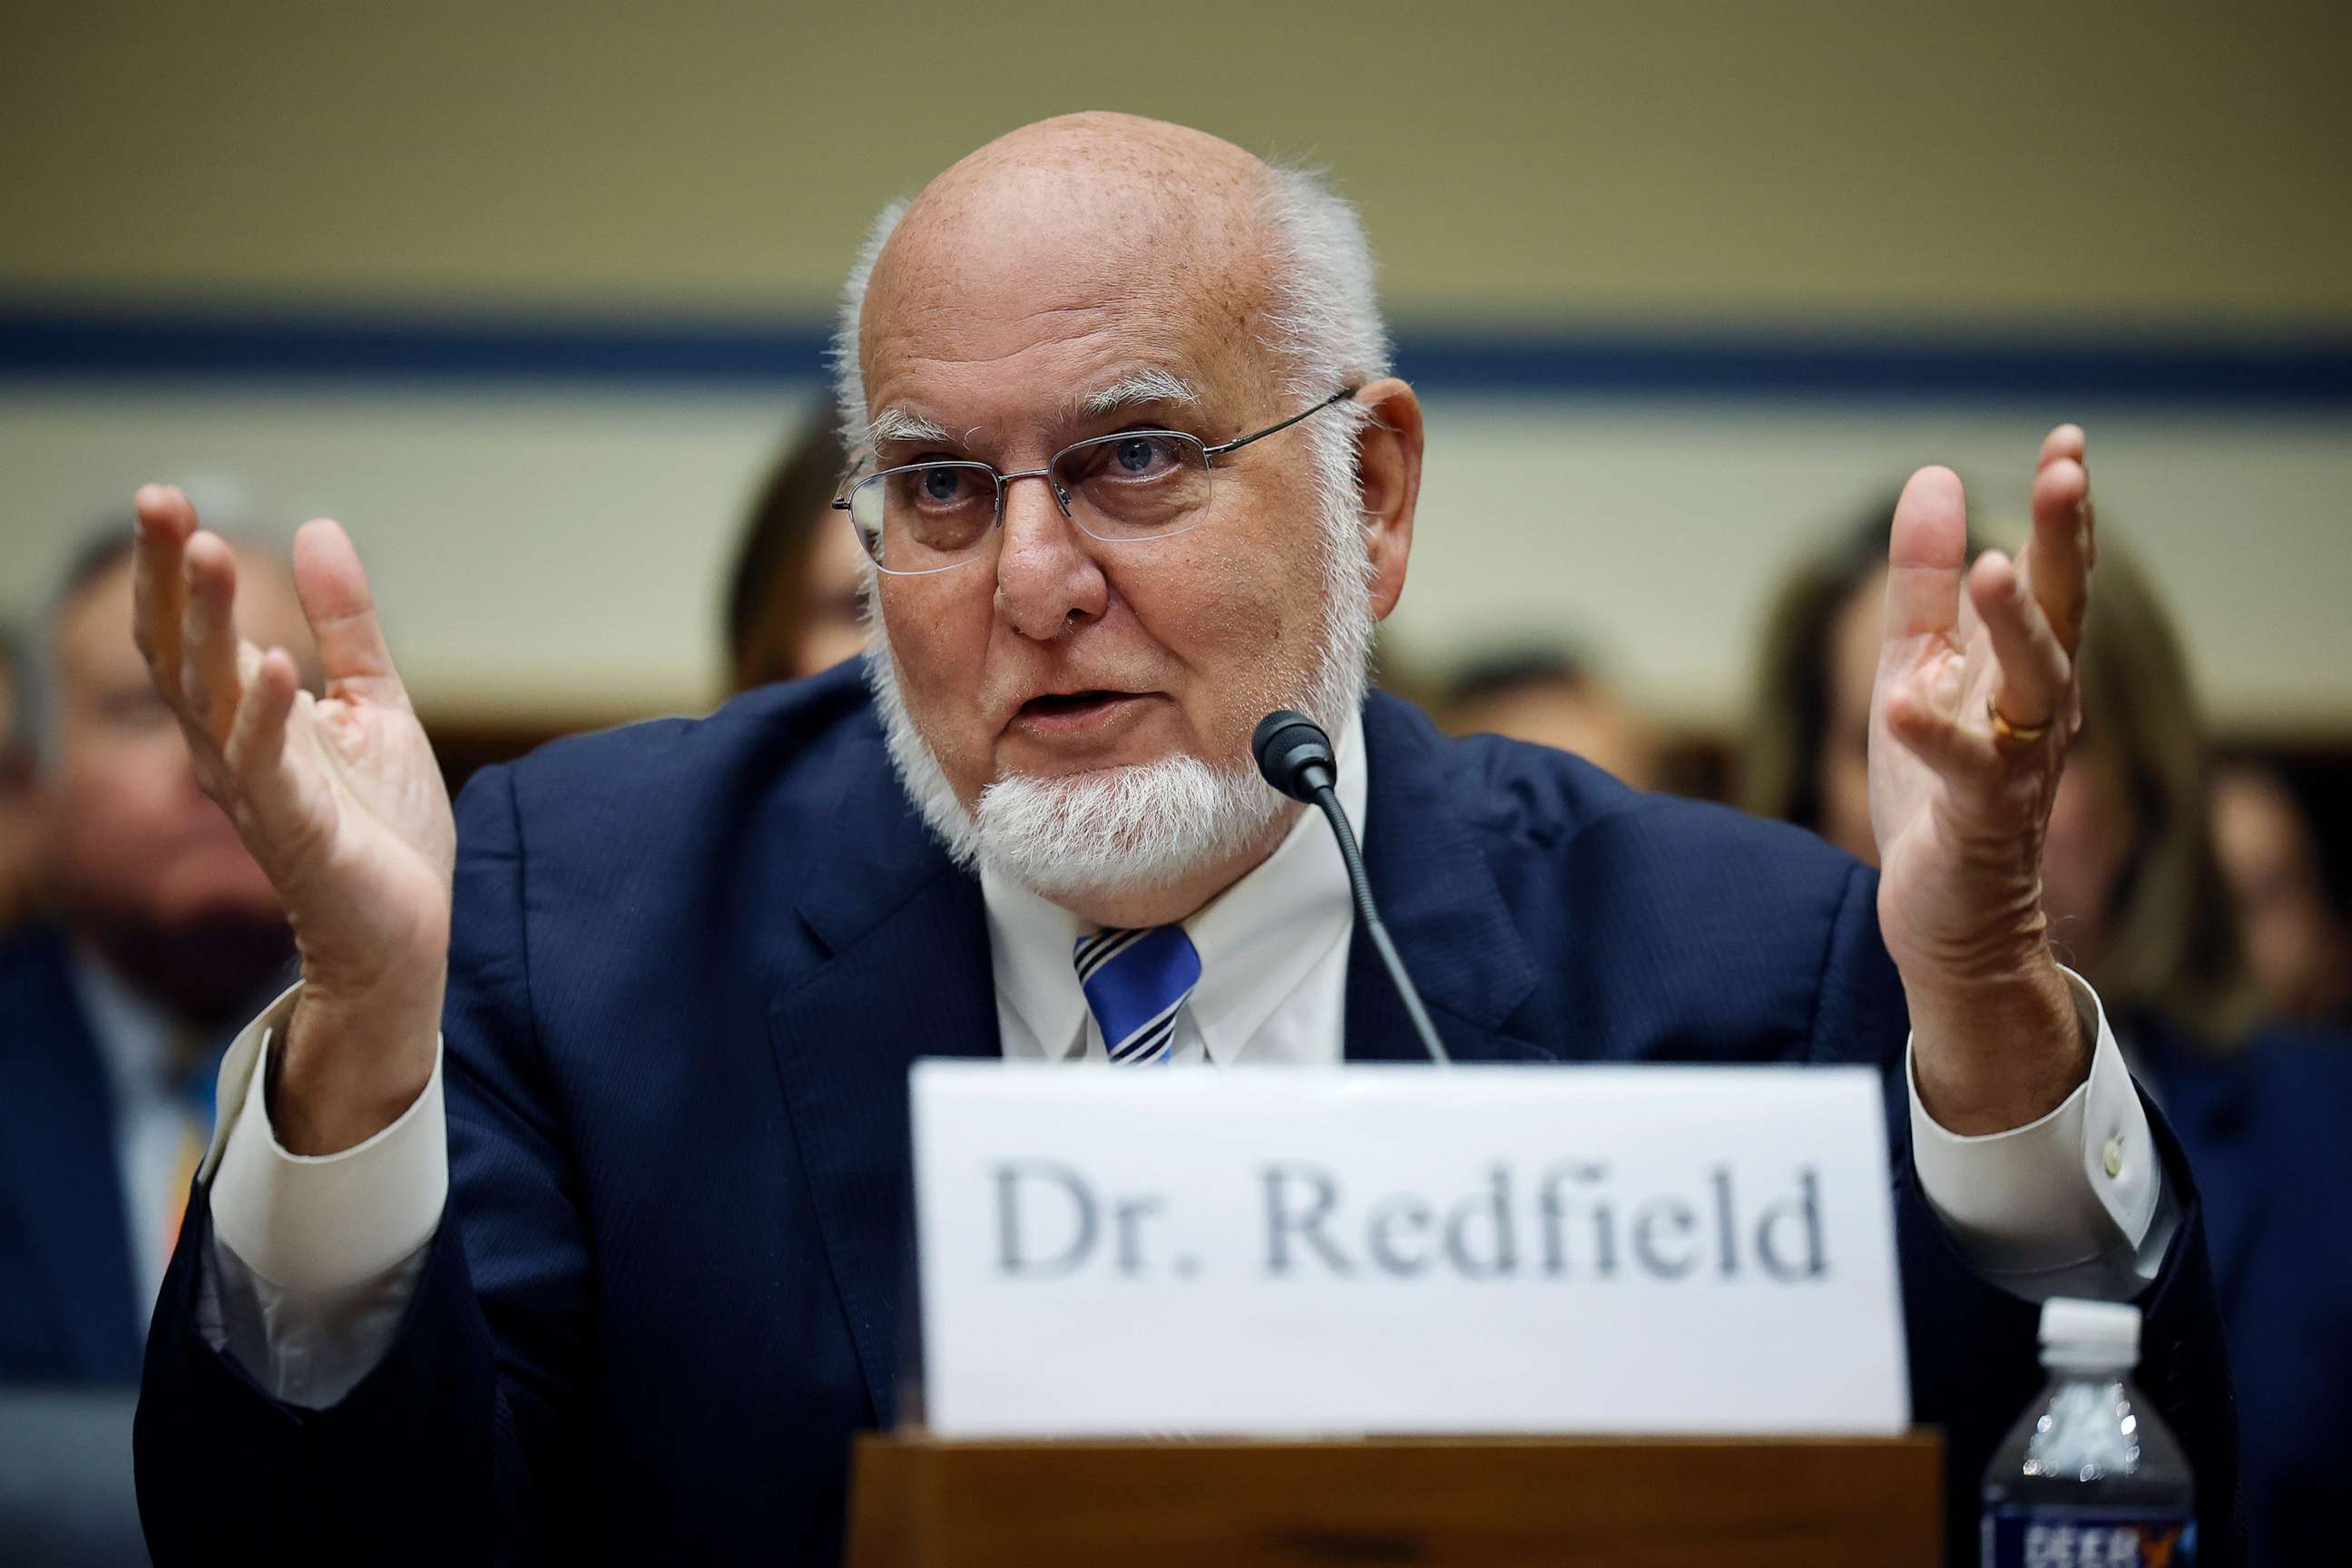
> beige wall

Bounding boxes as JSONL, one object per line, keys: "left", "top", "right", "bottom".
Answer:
{"left": 6, "top": 385, "right": 2344, "bottom": 739}
{"left": 6, "top": 3, "right": 2347, "bottom": 324}
{"left": 5, "top": 5, "right": 2345, "bottom": 732}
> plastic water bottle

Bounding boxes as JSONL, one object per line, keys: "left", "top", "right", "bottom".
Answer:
{"left": 1981, "top": 1298, "right": 2196, "bottom": 1566}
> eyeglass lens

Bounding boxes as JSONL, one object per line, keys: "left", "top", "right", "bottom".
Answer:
{"left": 848, "top": 431, "right": 1211, "bottom": 573}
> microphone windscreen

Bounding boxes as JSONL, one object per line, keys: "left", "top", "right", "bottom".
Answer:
{"left": 1252, "top": 710, "right": 1336, "bottom": 802}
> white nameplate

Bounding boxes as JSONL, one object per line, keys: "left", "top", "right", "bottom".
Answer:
{"left": 910, "top": 1062, "right": 1908, "bottom": 1438}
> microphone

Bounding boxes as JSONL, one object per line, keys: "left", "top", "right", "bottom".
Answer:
{"left": 1251, "top": 710, "right": 1452, "bottom": 1066}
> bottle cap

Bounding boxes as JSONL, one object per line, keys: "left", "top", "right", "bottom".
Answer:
{"left": 2039, "top": 1297, "right": 2141, "bottom": 1370}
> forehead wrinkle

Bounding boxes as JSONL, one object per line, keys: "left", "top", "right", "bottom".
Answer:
{"left": 865, "top": 237, "right": 1273, "bottom": 453}
{"left": 872, "top": 295, "right": 1127, "bottom": 377}
{"left": 870, "top": 314, "right": 1198, "bottom": 424}
{"left": 866, "top": 131, "right": 1277, "bottom": 385}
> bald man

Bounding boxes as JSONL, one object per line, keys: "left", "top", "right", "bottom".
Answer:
{"left": 132, "top": 116, "right": 2235, "bottom": 1563}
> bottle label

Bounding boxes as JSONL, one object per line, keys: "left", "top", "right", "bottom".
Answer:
{"left": 1982, "top": 1507, "right": 2195, "bottom": 1567}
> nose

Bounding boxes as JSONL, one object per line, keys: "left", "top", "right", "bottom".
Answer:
{"left": 993, "top": 471, "right": 1107, "bottom": 642}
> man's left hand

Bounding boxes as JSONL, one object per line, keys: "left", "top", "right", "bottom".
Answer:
{"left": 1871, "top": 426, "right": 2096, "bottom": 1134}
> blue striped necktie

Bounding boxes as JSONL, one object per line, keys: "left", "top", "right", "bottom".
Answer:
{"left": 1073, "top": 926, "right": 1202, "bottom": 1065}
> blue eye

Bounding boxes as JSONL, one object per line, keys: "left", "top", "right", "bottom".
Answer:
{"left": 922, "top": 467, "right": 967, "bottom": 502}
{"left": 1114, "top": 436, "right": 1161, "bottom": 474}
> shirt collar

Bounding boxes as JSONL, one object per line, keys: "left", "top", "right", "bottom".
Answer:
{"left": 983, "top": 713, "right": 1367, "bottom": 1064}
{"left": 65, "top": 943, "right": 181, "bottom": 1109}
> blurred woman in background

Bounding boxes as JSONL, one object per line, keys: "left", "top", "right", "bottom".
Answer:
{"left": 720, "top": 411, "right": 870, "bottom": 694}
{"left": 1437, "top": 645, "right": 1662, "bottom": 791}
{"left": 2214, "top": 760, "right": 2352, "bottom": 1028}
{"left": 1743, "top": 502, "right": 2352, "bottom": 1567}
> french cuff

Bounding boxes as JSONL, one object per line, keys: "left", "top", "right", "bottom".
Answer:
{"left": 205, "top": 980, "right": 450, "bottom": 1296}
{"left": 1906, "top": 966, "right": 2158, "bottom": 1277}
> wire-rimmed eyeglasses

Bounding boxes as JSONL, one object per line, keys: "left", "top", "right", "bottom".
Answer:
{"left": 832, "top": 385, "right": 1361, "bottom": 576}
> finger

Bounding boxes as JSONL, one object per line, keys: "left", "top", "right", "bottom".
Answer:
{"left": 1882, "top": 676, "right": 1996, "bottom": 783}
{"left": 179, "top": 532, "right": 246, "bottom": 741}
{"left": 2039, "top": 424, "right": 2098, "bottom": 571}
{"left": 132, "top": 484, "right": 199, "bottom": 697}
{"left": 2036, "top": 423, "right": 2085, "bottom": 472}
{"left": 2021, "top": 452, "right": 2092, "bottom": 653}
{"left": 1883, "top": 466, "right": 1969, "bottom": 645}
{"left": 221, "top": 646, "right": 329, "bottom": 866}
{"left": 2039, "top": 422, "right": 2093, "bottom": 566}
{"left": 223, "top": 644, "right": 302, "bottom": 813}
{"left": 291, "top": 518, "right": 411, "bottom": 711}
{"left": 1969, "top": 550, "right": 2071, "bottom": 730}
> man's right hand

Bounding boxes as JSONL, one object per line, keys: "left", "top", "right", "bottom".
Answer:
{"left": 133, "top": 485, "right": 456, "bottom": 1155}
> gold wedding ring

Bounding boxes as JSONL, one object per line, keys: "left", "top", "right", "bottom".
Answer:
{"left": 1985, "top": 692, "right": 2053, "bottom": 751}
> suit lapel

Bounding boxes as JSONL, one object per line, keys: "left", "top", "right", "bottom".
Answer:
{"left": 0, "top": 932, "right": 142, "bottom": 1380}
{"left": 1344, "top": 697, "right": 1549, "bottom": 1066}
{"left": 763, "top": 742, "right": 996, "bottom": 1425}
{"left": 763, "top": 691, "right": 1546, "bottom": 1418}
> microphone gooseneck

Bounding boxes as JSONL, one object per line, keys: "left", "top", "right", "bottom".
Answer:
{"left": 1250, "top": 711, "right": 1453, "bottom": 1067}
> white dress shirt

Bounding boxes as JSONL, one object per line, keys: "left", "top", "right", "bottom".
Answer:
{"left": 69, "top": 950, "right": 217, "bottom": 1323}
{"left": 199, "top": 716, "right": 2170, "bottom": 1408}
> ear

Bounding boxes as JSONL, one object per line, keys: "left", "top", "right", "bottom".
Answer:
{"left": 1352, "top": 377, "right": 1423, "bottom": 622}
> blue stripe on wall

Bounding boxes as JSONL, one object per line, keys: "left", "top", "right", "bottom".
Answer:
{"left": 0, "top": 308, "right": 838, "bottom": 386}
{"left": 3, "top": 303, "right": 2348, "bottom": 405}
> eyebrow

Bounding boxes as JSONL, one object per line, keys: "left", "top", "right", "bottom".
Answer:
{"left": 1073, "top": 368, "right": 1204, "bottom": 418}
{"left": 866, "top": 407, "right": 956, "bottom": 447}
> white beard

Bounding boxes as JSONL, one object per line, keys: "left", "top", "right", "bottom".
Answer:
{"left": 861, "top": 470, "right": 1377, "bottom": 905}
{"left": 959, "top": 750, "right": 1281, "bottom": 902}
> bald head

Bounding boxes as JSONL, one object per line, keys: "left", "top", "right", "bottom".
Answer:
{"left": 858, "top": 116, "right": 1286, "bottom": 436}
{"left": 836, "top": 114, "right": 1390, "bottom": 456}
{"left": 920, "top": 113, "right": 1269, "bottom": 230}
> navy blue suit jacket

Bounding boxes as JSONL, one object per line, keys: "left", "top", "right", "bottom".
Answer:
{"left": 133, "top": 666, "right": 2239, "bottom": 1564}
{"left": 0, "top": 926, "right": 145, "bottom": 1386}
{"left": 2141, "top": 1021, "right": 2352, "bottom": 1565}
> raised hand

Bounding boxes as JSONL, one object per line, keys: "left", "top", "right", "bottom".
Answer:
{"left": 132, "top": 485, "right": 456, "bottom": 1153}
{"left": 1868, "top": 429, "right": 2097, "bottom": 1133}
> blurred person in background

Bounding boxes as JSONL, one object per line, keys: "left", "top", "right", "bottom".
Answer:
{"left": 1744, "top": 502, "right": 2352, "bottom": 1565}
{"left": 721, "top": 410, "right": 869, "bottom": 693}
{"left": 1739, "top": 496, "right": 1905, "bottom": 862}
{"left": 0, "top": 625, "right": 41, "bottom": 936}
{"left": 2214, "top": 761, "right": 2352, "bottom": 1028}
{"left": 1437, "top": 646, "right": 1661, "bottom": 790}
{"left": 1, "top": 522, "right": 313, "bottom": 1386}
